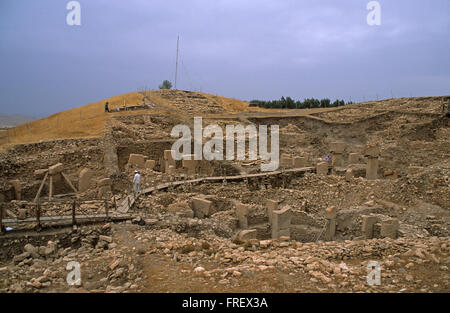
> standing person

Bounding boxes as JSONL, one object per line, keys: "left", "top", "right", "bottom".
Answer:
{"left": 133, "top": 170, "right": 141, "bottom": 197}
{"left": 105, "top": 102, "right": 109, "bottom": 113}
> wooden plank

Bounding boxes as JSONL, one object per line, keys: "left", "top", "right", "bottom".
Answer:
{"left": 3, "top": 213, "right": 132, "bottom": 225}
{"left": 61, "top": 172, "right": 78, "bottom": 193}
{"left": 33, "top": 172, "right": 48, "bottom": 203}
{"left": 5, "top": 209, "right": 16, "bottom": 218}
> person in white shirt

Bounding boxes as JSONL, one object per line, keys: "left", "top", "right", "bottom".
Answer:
{"left": 133, "top": 170, "right": 141, "bottom": 196}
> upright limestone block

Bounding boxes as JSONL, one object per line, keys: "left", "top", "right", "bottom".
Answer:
{"left": 316, "top": 162, "right": 329, "bottom": 176}
{"left": 266, "top": 199, "right": 279, "bottom": 223}
{"left": 192, "top": 197, "right": 212, "bottom": 219}
{"left": 78, "top": 168, "right": 94, "bottom": 192}
{"left": 145, "top": 160, "right": 156, "bottom": 170}
{"left": 348, "top": 153, "right": 361, "bottom": 164}
{"left": 128, "top": 154, "right": 146, "bottom": 169}
{"left": 281, "top": 154, "right": 292, "bottom": 167}
{"left": 330, "top": 142, "right": 346, "bottom": 154}
{"left": 362, "top": 215, "right": 378, "bottom": 239}
{"left": 164, "top": 150, "right": 176, "bottom": 168}
{"left": 9, "top": 179, "right": 21, "bottom": 201}
{"left": 324, "top": 219, "right": 336, "bottom": 241}
{"left": 182, "top": 154, "right": 198, "bottom": 175}
{"left": 329, "top": 142, "right": 345, "bottom": 167}
{"left": 292, "top": 157, "right": 307, "bottom": 168}
{"left": 103, "top": 132, "right": 120, "bottom": 177}
{"left": 332, "top": 153, "right": 344, "bottom": 167}
{"left": 97, "top": 177, "right": 112, "bottom": 198}
{"left": 164, "top": 150, "right": 175, "bottom": 161}
{"left": 323, "top": 206, "right": 338, "bottom": 241}
{"left": 163, "top": 150, "right": 176, "bottom": 173}
{"left": 272, "top": 206, "right": 292, "bottom": 239}
{"left": 235, "top": 203, "right": 249, "bottom": 229}
{"left": 366, "top": 157, "right": 378, "bottom": 180}
{"left": 345, "top": 168, "right": 354, "bottom": 182}
{"left": 381, "top": 218, "right": 399, "bottom": 239}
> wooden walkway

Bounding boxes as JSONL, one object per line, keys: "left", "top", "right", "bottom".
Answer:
{"left": 2, "top": 213, "right": 132, "bottom": 226}
{"left": 116, "top": 167, "right": 314, "bottom": 213}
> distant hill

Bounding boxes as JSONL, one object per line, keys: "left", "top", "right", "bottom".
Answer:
{"left": 0, "top": 90, "right": 253, "bottom": 149}
{"left": 0, "top": 114, "right": 36, "bottom": 128}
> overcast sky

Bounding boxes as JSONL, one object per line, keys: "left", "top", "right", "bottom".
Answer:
{"left": 0, "top": 0, "right": 449, "bottom": 117}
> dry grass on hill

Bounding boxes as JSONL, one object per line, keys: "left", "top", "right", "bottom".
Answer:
{"left": 0, "top": 90, "right": 254, "bottom": 150}
{"left": 0, "top": 92, "right": 143, "bottom": 150}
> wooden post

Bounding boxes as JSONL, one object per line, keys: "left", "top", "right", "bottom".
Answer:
{"left": 36, "top": 197, "right": 41, "bottom": 230}
{"left": 34, "top": 172, "right": 48, "bottom": 203}
{"left": 48, "top": 175, "right": 53, "bottom": 201}
{"left": 127, "top": 196, "right": 130, "bottom": 210}
{"left": 72, "top": 200, "right": 77, "bottom": 226}
{"left": 104, "top": 199, "right": 109, "bottom": 219}
{"left": 113, "top": 196, "right": 117, "bottom": 211}
{"left": 0, "top": 205, "right": 4, "bottom": 233}
{"left": 61, "top": 172, "right": 78, "bottom": 193}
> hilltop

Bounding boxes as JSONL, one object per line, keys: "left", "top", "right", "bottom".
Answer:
{"left": 0, "top": 89, "right": 380, "bottom": 150}
{"left": 0, "top": 90, "right": 283, "bottom": 150}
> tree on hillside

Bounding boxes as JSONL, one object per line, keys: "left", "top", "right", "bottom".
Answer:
{"left": 159, "top": 80, "right": 172, "bottom": 89}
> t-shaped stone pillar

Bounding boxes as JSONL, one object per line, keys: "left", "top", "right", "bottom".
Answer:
{"left": 381, "top": 218, "right": 399, "bottom": 239}
{"left": 281, "top": 154, "right": 292, "bottom": 168}
{"left": 235, "top": 203, "right": 249, "bottom": 229}
{"left": 266, "top": 199, "right": 279, "bottom": 224}
{"left": 271, "top": 206, "right": 292, "bottom": 239}
{"left": 9, "top": 179, "right": 21, "bottom": 201}
{"left": 182, "top": 154, "right": 198, "bottom": 176}
{"left": 364, "top": 144, "right": 380, "bottom": 180}
{"left": 330, "top": 142, "right": 346, "bottom": 167}
{"left": 316, "top": 162, "right": 329, "bottom": 176}
{"left": 292, "top": 157, "right": 307, "bottom": 168}
{"left": 324, "top": 206, "right": 337, "bottom": 241}
{"left": 362, "top": 215, "right": 379, "bottom": 239}
{"left": 163, "top": 150, "right": 176, "bottom": 173}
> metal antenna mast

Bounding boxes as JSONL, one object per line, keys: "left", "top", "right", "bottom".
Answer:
{"left": 175, "top": 35, "right": 179, "bottom": 90}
